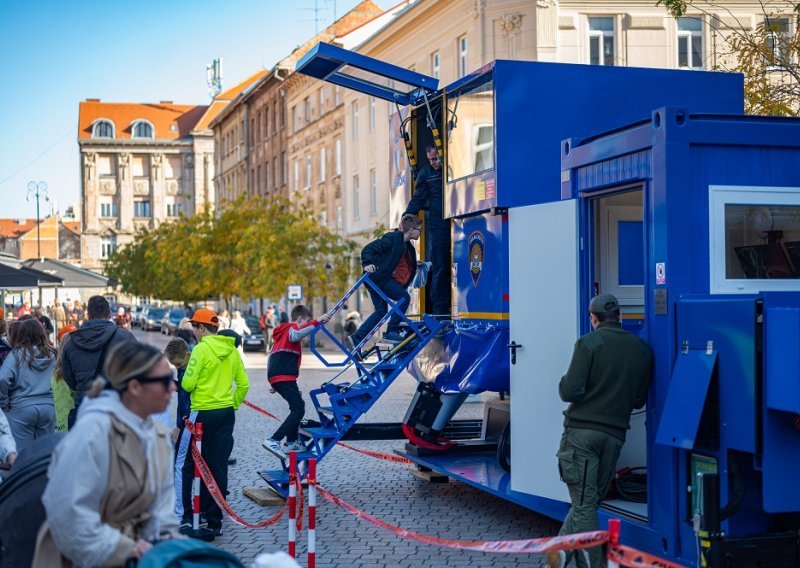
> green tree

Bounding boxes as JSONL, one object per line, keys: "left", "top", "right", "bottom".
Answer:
{"left": 657, "top": 1, "right": 800, "bottom": 115}
{"left": 105, "top": 195, "right": 356, "bottom": 306}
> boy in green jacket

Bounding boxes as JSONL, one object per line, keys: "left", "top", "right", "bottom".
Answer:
{"left": 179, "top": 308, "right": 249, "bottom": 537}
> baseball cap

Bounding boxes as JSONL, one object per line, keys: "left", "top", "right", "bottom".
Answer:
{"left": 189, "top": 308, "right": 220, "bottom": 327}
{"left": 589, "top": 293, "right": 619, "bottom": 314}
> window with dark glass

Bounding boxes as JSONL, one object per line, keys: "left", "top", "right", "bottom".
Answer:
{"left": 725, "top": 204, "right": 800, "bottom": 279}
{"left": 132, "top": 121, "right": 154, "bottom": 138}
{"left": 93, "top": 120, "right": 114, "bottom": 138}
{"left": 134, "top": 200, "right": 152, "bottom": 218}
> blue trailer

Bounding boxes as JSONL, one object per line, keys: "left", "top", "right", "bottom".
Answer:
{"left": 293, "top": 44, "right": 800, "bottom": 566}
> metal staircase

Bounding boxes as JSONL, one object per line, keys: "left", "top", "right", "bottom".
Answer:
{"left": 259, "top": 274, "right": 445, "bottom": 496}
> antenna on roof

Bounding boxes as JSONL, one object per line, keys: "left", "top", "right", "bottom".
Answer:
{"left": 206, "top": 58, "right": 223, "bottom": 100}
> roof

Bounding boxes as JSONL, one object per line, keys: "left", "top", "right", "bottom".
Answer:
{"left": 23, "top": 258, "right": 115, "bottom": 288}
{"left": 338, "top": 1, "right": 409, "bottom": 49}
{"left": 0, "top": 264, "right": 40, "bottom": 290}
{"left": 78, "top": 101, "right": 209, "bottom": 140}
{"left": 198, "top": 70, "right": 269, "bottom": 131}
{"left": 61, "top": 222, "right": 81, "bottom": 236}
{"left": 0, "top": 218, "right": 36, "bottom": 239}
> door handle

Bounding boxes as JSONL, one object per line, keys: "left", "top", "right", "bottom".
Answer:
{"left": 507, "top": 341, "right": 523, "bottom": 365}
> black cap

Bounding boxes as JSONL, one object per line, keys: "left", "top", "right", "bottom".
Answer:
{"left": 589, "top": 293, "right": 619, "bottom": 314}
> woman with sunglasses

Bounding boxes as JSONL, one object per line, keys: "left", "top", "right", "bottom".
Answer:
{"left": 34, "top": 341, "right": 180, "bottom": 568}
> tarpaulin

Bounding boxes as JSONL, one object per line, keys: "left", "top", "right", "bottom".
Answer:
{"left": 407, "top": 324, "right": 509, "bottom": 394}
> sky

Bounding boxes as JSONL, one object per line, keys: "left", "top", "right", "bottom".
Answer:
{"left": 0, "top": 0, "right": 391, "bottom": 219}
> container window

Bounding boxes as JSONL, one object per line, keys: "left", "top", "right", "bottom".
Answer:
{"left": 446, "top": 77, "right": 494, "bottom": 182}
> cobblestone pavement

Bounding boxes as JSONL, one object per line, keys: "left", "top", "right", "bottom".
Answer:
{"left": 135, "top": 329, "right": 560, "bottom": 567}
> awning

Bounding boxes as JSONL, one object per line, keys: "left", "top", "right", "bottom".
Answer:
{"left": 22, "top": 259, "right": 116, "bottom": 288}
{"left": 0, "top": 263, "right": 40, "bottom": 289}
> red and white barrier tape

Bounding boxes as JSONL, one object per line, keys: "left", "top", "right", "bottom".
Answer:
{"left": 609, "top": 544, "right": 687, "bottom": 568}
{"left": 184, "top": 419, "right": 287, "bottom": 529}
{"left": 313, "top": 481, "right": 607, "bottom": 554}
{"left": 243, "top": 399, "right": 282, "bottom": 421}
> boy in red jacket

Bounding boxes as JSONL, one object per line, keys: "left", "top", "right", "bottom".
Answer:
{"left": 263, "top": 305, "right": 330, "bottom": 457}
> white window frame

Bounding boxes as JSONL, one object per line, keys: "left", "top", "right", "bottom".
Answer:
{"left": 305, "top": 155, "right": 312, "bottom": 190}
{"left": 765, "top": 16, "right": 792, "bottom": 70}
{"left": 99, "top": 197, "right": 117, "bottom": 218}
{"left": 370, "top": 168, "right": 377, "bottom": 216}
{"left": 458, "top": 36, "right": 468, "bottom": 77}
{"left": 677, "top": 17, "right": 704, "bottom": 69}
{"left": 131, "top": 119, "right": 155, "bottom": 139}
{"left": 319, "top": 147, "right": 326, "bottom": 182}
{"left": 335, "top": 139, "right": 342, "bottom": 177}
{"left": 369, "top": 97, "right": 376, "bottom": 132}
{"left": 353, "top": 175, "right": 360, "bottom": 220}
{"left": 293, "top": 161, "right": 299, "bottom": 191}
{"left": 92, "top": 119, "right": 115, "bottom": 139}
{"left": 100, "top": 235, "right": 117, "bottom": 259}
{"left": 431, "top": 51, "right": 440, "bottom": 79}
{"left": 321, "top": 210, "right": 327, "bottom": 226}
{"left": 588, "top": 16, "right": 616, "bottom": 66}
{"left": 709, "top": 184, "right": 800, "bottom": 294}
{"left": 133, "top": 199, "right": 151, "bottom": 218}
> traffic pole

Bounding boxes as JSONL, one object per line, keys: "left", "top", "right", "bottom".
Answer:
{"left": 308, "top": 458, "right": 317, "bottom": 568}
{"left": 288, "top": 451, "right": 297, "bottom": 558}
{"left": 192, "top": 422, "right": 204, "bottom": 531}
{"left": 607, "top": 518, "right": 621, "bottom": 568}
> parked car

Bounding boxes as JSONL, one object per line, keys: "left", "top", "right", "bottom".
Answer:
{"left": 161, "top": 308, "right": 184, "bottom": 335}
{"left": 137, "top": 305, "right": 154, "bottom": 328}
{"left": 142, "top": 308, "right": 165, "bottom": 331}
{"left": 242, "top": 315, "right": 265, "bottom": 351}
{"left": 131, "top": 305, "right": 145, "bottom": 327}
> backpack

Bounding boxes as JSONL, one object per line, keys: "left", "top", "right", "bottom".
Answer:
{"left": 136, "top": 539, "right": 245, "bottom": 568}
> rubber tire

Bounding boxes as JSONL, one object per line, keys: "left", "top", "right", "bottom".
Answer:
{"left": 497, "top": 421, "right": 511, "bottom": 472}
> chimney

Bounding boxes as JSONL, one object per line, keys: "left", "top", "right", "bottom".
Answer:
{"left": 160, "top": 100, "right": 174, "bottom": 104}
{"left": 86, "top": 98, "right": 101, "bottom": 102}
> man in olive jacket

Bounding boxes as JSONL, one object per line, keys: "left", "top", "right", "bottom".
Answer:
{"left": 547, "top": 294, "right": 652, "bottom": 568}
{"left": 346, "top": 214, "right": 422, "bottom": 350}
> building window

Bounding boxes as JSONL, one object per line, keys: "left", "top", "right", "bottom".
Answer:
{"left": 431, "top": 51, "right": 440, "bottom": 79}
{"left": 280, "top": 101, "right": 286, "bottom": 129}
{"left": 370, "top": 168, "right": 377, "bottom": 216}
{"left": 165, "top": 197, "right": 181, "bottom": 217}
{"left": 264, "top": 110, "right": 269, "bottom": 138}
{"left": 97, "top": 154, "right": 117, "bottom": 177}
{"left": 321, "top": 210, "right": 327, "bottom": 226}
{"left": 132, "top": 155, "right": 150, "bottom": 178}
{"left": 305, "top": 155, "right": 312, "bottom": 189}
{"left": 291, "top": 106, "right": 297, "bottom": 132}
{"left": 273, "top": 157, "right": 278, "bottom": 190}
{"left": 100, "top": 235, "right": 117, "bottom": 259}
{"left": 263, "top": 164, "right": 269, "bottom": 193}
{"left": 99, "top": 198, "right": 117, "bottom": 218}
{"left": 294, "top": 161, "right": 299, "bottom": 191}
{"left": 131, "top": 120, "right": 154, "bottom": 138}
{"left": 319, "top": 88, "right": 325, "bottom": 115}
{"left": 319, "top": 147, "right": 326, "bottom": 182}
{"left": 458, "top": 36, "right": 468, "bottom": 77}
{"left": 335, "top": 139, "right": 342, "bottom": 176}
{"left": 335, "top": 85, "right": 341, "bottom": 106}
{"left": 369, "top": 97, "right": 376, "bottom": 132}
{"left": 256, "top": 166, "right": 261, "bottom": 195}
{"left": 589, "top": 17, "right": 615, "bottom": 66}
{"left": 304, "top": 96, "right": 311, "bottom": 123}
{"left": 133, "top": 200, "right": 151, "bottom": 218}
{"left": 353, "top": 175, "right": 360, "bottom": 220}
{"left": 352, "top": 102, "right": 359, "bottom": 140}
{"left": 677, "top": 17, "right": 704, "bottom": 69}
{"left": 765, "top": 16, "right": 791, "bottom": 68}
{"left": 92, "top": 120, "right": 115, "bottom": 139}
{"left": 282, "top": 152, "right": 288, "bottom": 185}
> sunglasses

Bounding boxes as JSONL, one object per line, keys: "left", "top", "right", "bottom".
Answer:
{"left": 131, "top": 373, "right": 174, "bottom": 389}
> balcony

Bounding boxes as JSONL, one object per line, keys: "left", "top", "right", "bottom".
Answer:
{"left": 133, "top": 179, "right": 150, "bottom": 196}
{"left": 99, "top": 178, "right": 117, "bottom": 195}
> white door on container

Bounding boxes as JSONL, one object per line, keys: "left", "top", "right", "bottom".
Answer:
{"left": 509, "top": 199, "right": 579, "bottom": 503}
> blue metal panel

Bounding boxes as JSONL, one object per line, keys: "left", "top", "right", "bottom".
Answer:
{"left": 452, "top": 212, "right": 508, "bottom": 320}
{"left": 655, "top": 349, "right": 717, "bottom": 449}
{"left": 491, "top": 61, "right": 742, "bottom": 212}
{"left": 764, "top": 307, "right": 800, "bottom": 413}
{"left": 295, "top": 42, "right": 438, "bottom": 105}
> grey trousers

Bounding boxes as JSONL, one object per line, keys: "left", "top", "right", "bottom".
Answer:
{"left": 6, "top": 404, "right": 56, "bottom": 453}
{"left": 556, "top": 427, "right": 623, "bottom": 568}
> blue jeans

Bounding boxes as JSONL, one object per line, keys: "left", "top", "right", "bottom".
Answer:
{"left": 352, "top": 279, "right": 410, "bottom": 343}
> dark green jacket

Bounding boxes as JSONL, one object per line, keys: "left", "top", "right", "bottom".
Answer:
{"left": 559, "top": 321, "right": 652, "bottom": 441}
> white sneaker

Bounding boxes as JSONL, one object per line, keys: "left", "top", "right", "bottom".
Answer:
{"left": 262, "top": 438, "right": 286, "bottom": 458}
{"left": 286, "top": 441, "right": 306, "bottom": 453}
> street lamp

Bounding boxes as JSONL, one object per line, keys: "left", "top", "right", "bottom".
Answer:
{"left": 26, "top": 181, "right": 49, "bottom": 259}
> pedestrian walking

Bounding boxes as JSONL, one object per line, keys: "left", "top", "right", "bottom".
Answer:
{"left": 277, "top": 306, "right": 289, "bottom": 325}
{"left": 61, "top": 295, "right": 135, "bottom": 428}
{"left": 33, "top": 341, "right": 180, "bottom": 568}
{"left": 260, "top": 307, "right": 276, "bottom": 350}
{"left": 52, "top": 300, "right": 68, "bottom": 332}
{"left": 345, "top": 213, "right": 421, "bottom": 355}
{"left": 178, "top": 308, "right": 249, "bottom": 538}
{"left": 263, "top": 305, "right": 330, "bottom": 457}
{"left": 546, "top": 294, "right": 653, "bottom": 568}
{"left": 0, "top": 318, "right": 57, "bottom": 452}
{"left": 114, "top": 306, "right": 132, "bottom": 330}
